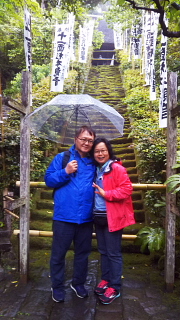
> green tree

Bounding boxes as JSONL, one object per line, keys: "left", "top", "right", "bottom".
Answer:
{"left": 36, "top": 0, "right": 103, "bottom": 11}
{"left": 0, "top": 0, "right": 92, "bottom": 89}
{"left": 111, "top": 0, "right": 180, "bottom": 37}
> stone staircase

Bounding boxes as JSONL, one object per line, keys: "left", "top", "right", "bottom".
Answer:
{"left": 29, "top": 65, "right": 145, "bottom": 252}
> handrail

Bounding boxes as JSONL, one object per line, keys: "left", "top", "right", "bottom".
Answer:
{"left": 16, "top": 181, "right": 167, "bottom": 190}
{"left": 13, "top": 229, "right": 137, "bottom": 240}
{"left": 12, "top": 229, "right": 180, "bottom": 241}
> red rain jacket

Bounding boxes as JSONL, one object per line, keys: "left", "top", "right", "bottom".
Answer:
{"left": 103, "top": 161, "right": 136, "bottom": 232}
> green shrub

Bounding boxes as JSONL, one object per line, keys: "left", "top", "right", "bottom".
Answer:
{"left": 117, "top": 50, "right": 179, "bottom": 228}
{"left": 136, "top": 226, "right": 165, "bottom": 254}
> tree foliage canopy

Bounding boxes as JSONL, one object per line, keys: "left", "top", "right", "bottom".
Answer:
{"left": 116, "top": 0, "right": 180, "bottom": 37}
{"left": 0, "top": 0, "right": 101, "bottom": 88}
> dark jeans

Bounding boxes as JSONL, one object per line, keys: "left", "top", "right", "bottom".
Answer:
{"left": 95, "top": 224, "right": 123, "bottom": 291}
{"left": 50, "top": 220, "right": 93, "bottom": 290}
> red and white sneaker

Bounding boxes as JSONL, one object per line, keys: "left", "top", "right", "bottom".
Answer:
{"left": 94, "top": 280, "right": 109, "bottom": 295}
{"left": 99, "top": 287, "right": 120, "bottom": 304}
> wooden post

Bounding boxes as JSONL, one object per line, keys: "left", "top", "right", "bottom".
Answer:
{"left": 165, "top": 72, "right": 177, "bottom": 292}
{"left": 19, "top": 71, "right": 31, "bottom": 283}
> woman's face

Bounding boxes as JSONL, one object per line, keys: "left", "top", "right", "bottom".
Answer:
{"left": 94, "top": 142, "right": 110, "bottom": 166}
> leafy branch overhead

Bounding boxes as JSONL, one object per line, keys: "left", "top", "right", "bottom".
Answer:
{"left": 117, "top": 0, "right": 180, "bottom": 37}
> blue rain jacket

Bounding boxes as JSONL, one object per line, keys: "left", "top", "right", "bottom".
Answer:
{"left": 44, "top": 145, "right": 96, "bottom": 224}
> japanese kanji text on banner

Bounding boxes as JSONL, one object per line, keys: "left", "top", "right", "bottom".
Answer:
{"left": 24, "top": 7, "right": 32, "bottom": 72}
{"left": 51, "top": 24, "right": 70, "bottom": 92}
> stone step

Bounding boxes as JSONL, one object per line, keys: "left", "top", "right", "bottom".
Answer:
{"left": 31, "top": 208, "right": 53, "bottom": 220}
{"left": 133, "top": 200, "right": 144, "bottom": 210}
{"left": 121, "top": 159, "right": 137, "bottom": 167}
{"left": 113, "top": 137, "right": 133, "bottom": 144}
{"left": 115, "top": 131, "right": 131, "bottom": 138}
{"left": 121, "top": 127, "right": 131, "bottom": 133}
{"left": 123, "top": 124, "right": 131, "bottom": 130}
{"left": 132, "top": 191, "right": 143, "bottom": 201}
{"left": 128, "top": 174, "right": 139, "bottom": 183}
{"left": 113, "top": 147, "right": 134, "bottom": 154}
{"left": 134, "top": 210, "right": 145, "bottom": 222}
{"left": 118, "top": 153, "right": 135, "bottom": 160}
{"left": 123, "top": 222, "right": 146, "bottom": 234}
{"left": 112, "top": 142, "right": 134, "bottom": 149}
{"left": 0, "top": 231, "right": 12, "bottom": 253}
{"left": 41, "top": 190, "right": 53, "bottom": 200}
{"left": 36, "top": 199, "right": 54, "bottom": 210}
{"left": 30, "top": 218, "right": 52, "bottom": 232}
{"left": 126, "top": 167, "right": 138, "bottom": 174}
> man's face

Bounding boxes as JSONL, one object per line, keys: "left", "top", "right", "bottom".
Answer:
{"left": 75, "top": 130, "right": 94, "bottom": 157}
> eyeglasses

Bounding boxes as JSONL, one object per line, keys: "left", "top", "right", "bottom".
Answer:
{"left": 94, "top": 149, "right": 108, "bottom": 155}
{"left": 77, "top": 138, "right": 94, "bottom": 144}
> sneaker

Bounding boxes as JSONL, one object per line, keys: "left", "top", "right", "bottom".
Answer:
{"left": 94, "top": 280, "right": 109, "bottom": 295}
{"left": 51, "top": 288, "right": 65, "bottom": 302}
{"left": 99, "top": 287, "right": 120, "bottom": 304}
{"left": 70, "top": 283, "right": 88, "bottom": 298}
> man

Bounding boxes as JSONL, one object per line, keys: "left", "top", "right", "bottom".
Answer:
{"left": 44, "top": 126, "right": 96, "bottom": 302}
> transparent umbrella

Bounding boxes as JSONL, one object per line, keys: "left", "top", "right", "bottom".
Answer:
{"left": 27, "top": 94, "right": 124, "bottom": 145}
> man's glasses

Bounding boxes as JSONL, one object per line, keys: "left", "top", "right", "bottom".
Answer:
{"left": 77, "top": 138, "right": 94, "bottom": 144}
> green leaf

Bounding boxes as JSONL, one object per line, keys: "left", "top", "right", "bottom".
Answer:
{"left": 137, "top": 227, "right": 165, "bottom": 254}
{"left": 140, "top": 238, "right": 149, "bottom": 253}
{"left": 117, "top": 0, "right": 126, "bottom": 5}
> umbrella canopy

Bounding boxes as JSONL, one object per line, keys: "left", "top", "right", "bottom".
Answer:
{"left": 27, "top": 94, "right": 124, "bottom": 145}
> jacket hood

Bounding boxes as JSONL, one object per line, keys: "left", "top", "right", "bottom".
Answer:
{"left": 104, "top": 160, "right": 123, "bottom": 174}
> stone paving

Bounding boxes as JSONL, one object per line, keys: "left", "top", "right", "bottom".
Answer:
{"left": 0, "top": 251, "right": 180, "bottom": 320}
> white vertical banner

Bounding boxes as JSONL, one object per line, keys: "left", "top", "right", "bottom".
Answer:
{"left": 138, "top": 23, "right": 143, "bottom": 59}
{"left": 125, "top": 28, "right": 131, "bottom": 52}
{"left": 68, "top": 12, "right": 75, "bottom": 61}
{"left": 113, "top": 23, "right": 123, "bottom": 50}
{"left": 79, "top": 24, "right": 88, "bottom": 63}
{"left": 122, "top": 29, "right": 125, "bottom": 50}
{"left": 110, "top": 54, "right": 114, "bottom": 66}
{"left": 141, "top": 12, "right": 146, "bottom": 75}
{"left": 24, "top": 6, "right": 32, "bottom": 106}
{"left": 138, "top": 16, "right": 144, "bottom": 61}
{"left": 87, "top": 20, "right": 95, "bottom": 46}
{"left": 159, "top": 19, "right": 168, "bottom": 128}
{"left": 144, "top": 11, "right": 151, "bottom": 85}
{"left": 51, "top": 23, "right": 70, "bottom": 92}
{"left": 149, "top": 10, "right": 159, "bottom": 100}
{"left": 132, "top": 23, "right": 142, "bottom": 59}
{"left": 24, "top": 7, "right": 32, "bottom": 72}
{"left": 128, "top": 31, "right": 133, "bottom": 62}
{"left": 64, "top": 13, "right": 75, "bottom": 78}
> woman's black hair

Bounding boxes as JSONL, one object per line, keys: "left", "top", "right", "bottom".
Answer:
{"left": 91, "top": 137, "right": 119, "bottom": 163}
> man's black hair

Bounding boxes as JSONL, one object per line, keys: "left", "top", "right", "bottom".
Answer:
{"left": 75, "top": 126, "right": 96, "bottom": 139}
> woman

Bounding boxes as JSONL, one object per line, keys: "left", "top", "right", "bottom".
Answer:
{"left": 92, "top": 138, "right": 135, "bottom": 305}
